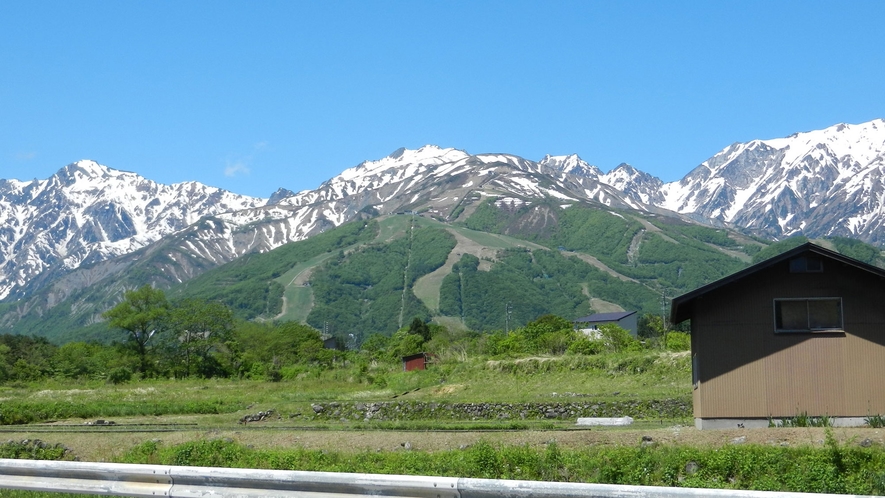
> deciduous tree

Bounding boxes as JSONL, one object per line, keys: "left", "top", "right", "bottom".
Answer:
{"left": 103, "top": 285, "right": 169, "bottom": 375}
{"left": 166, "top": 298, "right": 234, "bottom": 378}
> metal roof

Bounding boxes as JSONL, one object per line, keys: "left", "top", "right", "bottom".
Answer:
{"left": 670, "top": 242, "right": 885, "bottom": 324}
{"left": 574, "top": 311, "right": 637, "bottom": 323}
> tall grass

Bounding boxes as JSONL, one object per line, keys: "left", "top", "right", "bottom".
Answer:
{"left": 109, "top": 438, "right": 885, "bottom": 495}
{"left": 6, "top": 432, "right": 885, "bottom": 495}
{"left": 865, "top": 414, "right": 885, "bottom": 428}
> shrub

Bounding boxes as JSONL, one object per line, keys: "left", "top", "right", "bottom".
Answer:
{"left": 266, "top": 368, "right": 283, "bottom": 382}
{"left": 107, "top": 366, "right": 132, "bottom": 384}
{"left": 598, "top": 324, "right": 643, "bottom": 352}
{"left": 386, "top": 330, "right": 425, "bottom": 361}
{"left": 664, "top": 331, "right": 691, "bottom": 351}
{"left": 566, "top": 336, "right": 604, "bottom": 355}
{"left": 484, "top": 331, "right": 527, "bottom": 357}
{"left": 536, "top": 330, "right": 576, "bottom": 355}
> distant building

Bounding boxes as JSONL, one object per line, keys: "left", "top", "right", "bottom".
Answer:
{"left": 402, "top": 352, "right": 430, "bottom": 372}
{"left": 573, "top": 311, "right": 638, "bottom": 337}
{"left": 320, "top": 334, "right": 338, "bottom": 350}
{"left": 672, "top": 242, "right": 885, "bottom": 429}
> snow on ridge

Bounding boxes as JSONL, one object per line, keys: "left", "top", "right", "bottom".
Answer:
{"left": 762, "top": 119, "right": 885, "bottom": 168}
{"left": 655, "top": 118, "right": 885, "bottom": 241}
{"left": 600, "top": 164, "right": 638, "bottom": 186}
{"left": 475, "top": 153, "right": 525, "bottom": 166}
{"left": 337, "top": 145, "right": 470, "bottom": 183}
{"left": 542, "top": 188, "right": 576, "bottom": 201}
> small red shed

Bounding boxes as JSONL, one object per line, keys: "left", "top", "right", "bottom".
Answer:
{"left": 402, "top": 352, "right": 430, "bottom": 372}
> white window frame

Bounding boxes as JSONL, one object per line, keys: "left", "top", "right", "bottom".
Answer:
{"left": 773, "top": 297, "right": 843, "bottom": 333}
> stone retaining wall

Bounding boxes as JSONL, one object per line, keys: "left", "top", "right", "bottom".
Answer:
{"left": 307, "top": 399, "right": 690, "bottom": 422}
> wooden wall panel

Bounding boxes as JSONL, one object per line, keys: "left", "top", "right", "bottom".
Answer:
{"left": 694, "top": 287, "right": 768, "bottom": 418}
{"left": 842, "top": 330, "right": 885, "bottom": 415}
{"left": 763, "top": 335, "right": 844, "bottom": 416}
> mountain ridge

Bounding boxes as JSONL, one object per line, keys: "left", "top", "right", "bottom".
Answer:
{"left": 658, "top": 119, "right": 885, "bottom": 242}
{"left": 0, "top": 160, "right": 266, "bottom": 299}
{"left": 1, "top": 118, "right": 885, "bottom": 338}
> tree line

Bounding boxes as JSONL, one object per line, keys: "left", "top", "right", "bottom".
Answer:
{"left": 0, "top": 285, "right": 326, "bottom": 383}
{"left": 0, "top": 283, "right": 688, "bottom": 386}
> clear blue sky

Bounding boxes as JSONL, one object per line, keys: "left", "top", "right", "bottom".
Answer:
{"left": 2, "top": 1, "right": 883, "bottom": 198}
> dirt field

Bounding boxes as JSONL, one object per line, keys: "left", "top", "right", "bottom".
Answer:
{"left": 3, "top": 425, "right": 883, "bottom": 462}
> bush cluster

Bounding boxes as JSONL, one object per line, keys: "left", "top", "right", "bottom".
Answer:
{"left": 483, "top": 316, "right": 644, "bottom": 357}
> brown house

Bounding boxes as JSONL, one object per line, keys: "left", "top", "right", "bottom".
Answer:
{"left": 671, "top": 242, "right": 885, "bottom": 429}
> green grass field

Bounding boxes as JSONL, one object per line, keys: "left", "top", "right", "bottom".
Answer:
{"left": 0, "top": 350, "right": 691, "bottom": 426}
{"left": 7, "top": 349, "right": 885, "bottom": 495}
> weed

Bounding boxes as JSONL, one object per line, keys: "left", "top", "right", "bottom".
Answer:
{"left": 770, "top": 412, "right": 832, "bottom": 428}
{"left": 865, "top": 414, "right": 885, "bottom": 428}
{"left": 0, "top": 440, "right": 72, "bottom": 460}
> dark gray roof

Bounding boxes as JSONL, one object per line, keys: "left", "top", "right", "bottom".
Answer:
{"left": 574, "top": 311, "right": 636, "bottom": 323}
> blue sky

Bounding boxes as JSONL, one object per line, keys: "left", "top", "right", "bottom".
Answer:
{"left": 2, "top": 1, "right": 883, "bottom": 198}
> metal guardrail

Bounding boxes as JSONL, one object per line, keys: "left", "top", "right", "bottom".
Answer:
{"left": 0, "top": 458, "right": 873, "bottom": 498}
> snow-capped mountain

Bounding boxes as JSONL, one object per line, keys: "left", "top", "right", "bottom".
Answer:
{"left": 5, "top": 118, "right": 885, "bottom": 310}
{"left": 0, "top": 160, "right": 265, "bottom": 299}
{"left": 600, "top": 163, "right": 665, "bottom": 206}
{"left": 0, "top": 149, "right": 657, "bottom": 304}
{"left": 658, "top": 119, "right": 885, "bottom": 242}
{"left": 218, "top": 145, "right": 663, "bottom": 245}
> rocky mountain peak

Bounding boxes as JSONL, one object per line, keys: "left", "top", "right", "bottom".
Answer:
{"left": 0, "top": 163, "right": 265, "bottom": 299}
{"left": 538, "top": 154, "right": 601, "bottom": 178}
{"left": 659, "top": 118, "right": 885, "bottom": 242}
{"left": 267, "top": 187, "right": 296, "bottom": 205}
{"left": 55, "top": 160, "right": 118, "bottom": 185}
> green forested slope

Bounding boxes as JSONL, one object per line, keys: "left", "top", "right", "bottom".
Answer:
{"left": 438, "top": 249, "right": 660, "bottom": 331}
{"left": 305, "top": 227, "right": 456, "bottom": 339}
{"left": 175, "top": 220, "right": 378, "bottom": 318}
{"left": 463, "top": 200, "right": 753, "bottom": 296}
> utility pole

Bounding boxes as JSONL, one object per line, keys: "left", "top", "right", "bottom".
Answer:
{"left": 505, "top": 302, "right": 513, "bottom": 333}
{"left": 660, "top": 294, "right": 666, "bottom": 330}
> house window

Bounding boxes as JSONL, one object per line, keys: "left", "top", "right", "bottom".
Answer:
{"left": 789, "top": 256, "right": 823, "bottom": 273}
{"left": 774, "top": 298, "right": 842, "bottom": 333}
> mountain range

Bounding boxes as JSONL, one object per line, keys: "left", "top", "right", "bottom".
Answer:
{"left": 1, "top": 119, "right": 884, "bottom": 340}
